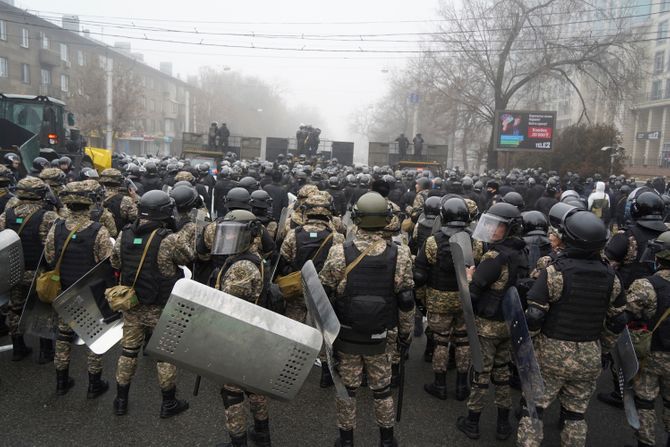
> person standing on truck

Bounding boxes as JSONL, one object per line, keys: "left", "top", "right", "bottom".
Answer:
{"left": 395, "top": 133, "right": 410, "bottom": 159}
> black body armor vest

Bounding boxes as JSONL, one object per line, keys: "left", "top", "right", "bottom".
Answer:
{"left": 54, "top": 220, "right": 102, "bottom": 290}
{"left": 427, "top": 231, "right": 459, "bottom": 292}
{"left": 618, "top": 225, "right": 663, "bottom": 289}
{"left": 474, "top": 242, "right": 523, "bottom": 321}
{"left": 104, "top": 194, "right": 125, "bottom": 232}
{"left": 294, "top": 227, "right": 333, "bottom": 272}
{"left": 647, "top": 274, "right": 670, "bottom": 352}
{"left": 542, "top": 256, "right": 614, "bottom": 342}
{"left": 120, "top": 226, "right": 182, "bottom": 306}
{"left": 6, "top": 207, "right": 46, "bottom": 270}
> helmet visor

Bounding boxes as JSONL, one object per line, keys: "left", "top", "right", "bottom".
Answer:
{"left": 212, "top": 221, "right": 251, "bottom": 255}
{"left": 471, "top": 213, "right": 509, "bottom": 243}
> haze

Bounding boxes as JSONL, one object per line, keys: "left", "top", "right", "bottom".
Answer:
{"left": 16, "top": 0, "right": 439, "bottom": 160}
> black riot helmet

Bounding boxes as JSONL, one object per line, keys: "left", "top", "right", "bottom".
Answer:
{"left": 169, "top": 185, "right": 199, "bottom": 212}
{"left": 627, "top": 187, "right": 666, "bottom": 231}
{"left": 521, "top": 210, "right": 548, "bottom": 236}
{"left": 440, "top": 197, "right": 470, "bottom": 227}
{"left": 3, "top": 152, "right": 20, "bottom": 168}
{"left": 328, "top": 176, "right": 340, "bottom": 188}
{"left": 139, "top": 190, "right": 175, "bottom": 221}
{"left": 472, "top": 202, "right": 521, "bottom": 243}
{"left": 225, "top": 187, "right": 251, "bottom": 211}
{"left": 239, "top": 176, "right": 259, "bottom": 193}
{"left": 78, "top": 167, "right": 100, "bottom": 181}
{"left": 144, "top": 161, "right": 158, "bottom": 175}
{"left": 250, "top": 189, "right": 273, "bottom": 209}
{"left": 416, "top": 177, "right": 432, "bottom": 191}
{"left": 501, "top": 191, "right": 525, "bottom": 210}
{"left": 424, "top": 196, "right": 442, "bottom": 219}
{"left": 560, "top": 209, "right": 609, "bottom": 253}
{"left": 31, "top": 157, "right": 49, "bottom": 174}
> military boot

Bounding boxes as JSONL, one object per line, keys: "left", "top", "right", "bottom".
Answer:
{"left": 248, "top": 418, "right": 271, "bottom": 447}
{"left": 11, "top": 334, "right": 32, "bottom": 361}
{"left": 413, "top": 312, "right": 423, "bottom": 337}
{"left": 455, "top": 372, "right": 470, "bottom": 401}
{"left": 379, "top": 427, "right": 397, "bottom": 447}
{"left": 113, "top": 382, "right": 130, "bottom": 415}
{"left": 390, "top": 363, "right": 400, "bottom": 388}
{"left": 87, "top": 372, "right": 109, "bottom": 399}
{"left": 320, "top": 362, "right": 334, "bottom": 388}
{"left": 56, "top": 369, "right": 75, "bottom": 395}
{"left": 38, "top": 337, "right": 54, "bottom": 364}
{"left": 597, "top": 374, "right": 623, "bottom": 408}
{"left": 159, "top": 387, "right": 189, "bottom": 418}
{"left": 423, "top": 334, "right": 435, "bottom": 363}
{"left": 456, "top": 410, "right": 481, "bottom": 440}
{"left": 424, "top": 372, "right": 447, "bottom": 400}
{"left": 334, "top": 429, "right": 353, "bottom": 447}
{"left": 496, "top": 407, "right": 513, "bottom": 440}
{"left": 217, "top": 433, "right": 248, "bottom": 447}
{"left": 447, "top": 344, "right": 456, "bottom": 370}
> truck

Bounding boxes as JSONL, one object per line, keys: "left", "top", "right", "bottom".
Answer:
{"left": 0, "top": 93, "right": 91, "bottom": 175}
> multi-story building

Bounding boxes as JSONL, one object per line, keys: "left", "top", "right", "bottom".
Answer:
{"left": 0, "top": 1, "right": 195, "bottom": 155}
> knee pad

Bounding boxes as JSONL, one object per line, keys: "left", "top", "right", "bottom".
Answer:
{"left": 562, "top": 409, "right": 585, "bottom": 421}
{"left": 121, "top": 346, "right": 141, "bottom": 359}
{"left": 221, "top": 389, "right": 245, "bottom": 408}
{"left": 521, "top": 405, "right": 544, "bottom": 420}
{"left": 345, "top": 386, "right": 357, "bottom": 398}
{"left": 372, "top": 386, "right": 392, "bottom": 400}
{"left": 57, "top": 330, "right": 75, "bottom": 343}
{"left": 635, "top": 396, "right": 656, "bottom": 411}
{"left": 453, "top": 330, "right": 468, "bottom": 338}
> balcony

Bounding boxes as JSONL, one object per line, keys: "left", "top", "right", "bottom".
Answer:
{"left": 39, "top": 48, "right": 61, "bottom": 67}
{"left": 38, "top": 84, "right": 62, "bottom": 99}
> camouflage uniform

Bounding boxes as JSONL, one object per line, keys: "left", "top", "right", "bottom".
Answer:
{"left": 625, "top": 270, "right": 670, "bottom": 447}
{"left": 60, "top": 205, "right": 118, "bottom": 237}
{"left": 44, "top": 199, "right": 113, "bottom": 375}
{"left": 111, "top": 219, "right": 194, "bottom": 390}
{"left": 280, "top": 216, "right": 344, "bottom": 323}
{"left": 100, "top": 168, "right": 139, "bottom": 229}
{"left": 420, "top": 235, "right": 483, "bottom": 375}
{"left": 517, "top": 261, "right": 624, "bottom": 447}
{"left": 215, "top": 244, "right": 270, "bottom": 440}
{"left": 0, "top": 178, "right": 59, "bottom": 336}
{"left": 319, "top": 230, "right": 415, "bottom": 432}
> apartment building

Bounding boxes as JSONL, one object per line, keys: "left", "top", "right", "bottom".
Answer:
{"left": 0, "top": 1, "right": 195, "bottom": 155}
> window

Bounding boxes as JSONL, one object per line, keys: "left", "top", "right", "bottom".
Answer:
{"left": 60, "top": 74, "right": 69, "bottom": 92}
{"left": 148, "top": 99, "right": 155, "bottom": 112}
{"left": 41, "top": 68, "right": 51, "bottom": 85}
{"left": 0, "top": 20, "right": 6, "bottom": 41}
{"left": 0, "top": 58, "right": 7, "bottom": 77}
{"left": 40, "top": 32, "right": 49, "bottom": 49}
{"left": 656, "top": 51, "right": 666, "bottom": 74}
{"left": 665, "top": 79, "right": 670, "bottom": 98}
{"left": 652, "top": 79, "right": 663, "bottom": 99}
{"left": 77, "top": 50, "right": 84, "bottom": 66}
{"left": 663, "top": 0, "right": 670, "bottom": 12}
{"left": 60, "top": 43, "right": 68, "bottom": 62}
{"left": 21, "top": 64, "right": 30, "bottom": 84}
{"left": 20, "top": 28, "right": 29, "bottom": 48}
{"left": 659, "top": 21, "right": 669, "bottom": 44}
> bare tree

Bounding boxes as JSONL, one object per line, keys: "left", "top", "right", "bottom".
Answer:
{"left": 426, "top": 0, "right": 643, "bottom": 169}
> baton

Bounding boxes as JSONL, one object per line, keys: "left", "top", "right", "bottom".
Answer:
{"left": 395, "top": 345, "right": 408, "bottom": 422}
{"left": 193, "top": 375, "right": 202, "bottom": 396}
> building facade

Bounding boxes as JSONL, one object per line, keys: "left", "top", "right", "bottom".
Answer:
{"left": 0, "top": 1, "right": 195, "bottom": 156}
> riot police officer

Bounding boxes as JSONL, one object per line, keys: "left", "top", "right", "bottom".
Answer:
{"left": 45, "top": 180, "right": 113, "bottom": 397}
{"left": 99, "top": 168, "right": 138, "bottom": 232}
{"left": 0, "top": 177, "right": 59, "bottom": 360}
{"left": 212, "top": 210, "right": 271, "bottom": 447}
{"left": 319, "top": 192, "right": 415, "bottom": 447}
{"left": 456, "top": 202, "right": 526, "bottom": 441}
{"left": 0, "top": 165, "right": 16, "bottom": 214}
{"left": 519, "top": 204, "right": 625, "bottom": 447}
{"left": 110, "top": 190, "right": 192, "bottom": 418}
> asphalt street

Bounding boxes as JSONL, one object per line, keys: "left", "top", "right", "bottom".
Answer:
{"left": 0, "top": 332, "right": 665, "bottom": 447}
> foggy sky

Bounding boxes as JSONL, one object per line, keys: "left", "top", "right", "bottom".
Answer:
{"left": 16, "top": 0, "right": 440, "bottom": 157}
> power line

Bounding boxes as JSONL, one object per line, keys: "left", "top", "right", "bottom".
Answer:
{"left": 16, "top": 1, "right": 669, "bottom": 26}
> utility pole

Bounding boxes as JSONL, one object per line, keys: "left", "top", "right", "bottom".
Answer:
{"left": 105, "top": 55, "right": 113, "bottom": 150}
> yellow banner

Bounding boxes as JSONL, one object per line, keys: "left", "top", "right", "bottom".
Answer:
{"left": 84, "top": 147, "right": 112, "bottom": 172}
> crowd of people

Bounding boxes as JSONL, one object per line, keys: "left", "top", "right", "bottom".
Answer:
{"left": 0, "top": 149, "right": 669, "bottom": 447}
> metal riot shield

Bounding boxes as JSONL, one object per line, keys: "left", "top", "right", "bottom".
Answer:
{"left": 448, "top": 231, "right": 483, "bottom": 372}
{"left": 0, "top": 229, "right": 24, "bottom": 295}
{"left": 145, "top": 279, "right": 322, "bottom": 401}
{"left": 503, "top": 286, "right": 544, "bottom": 427}
{"left": 300, "top": 260, "right": 349, "bottom": 400}
{"left": 526, "top": 243, "right": 541, "bottom": 272}
{"left": 275, "top": 207, "right": 289, "bottom": 242}
{"left": 18, "top": 253, "right": 58, "bottom": 339}
{"left": 288, "top": 192, "right": 297, "bottom": 206}
{"left": 342, "top": 210, "right": 353, "bottom": 229}
{"left": 52, "top": 259, "right": 122, "bottom": 354}
{"left": 612, "top": 327, "right": 640, "bottom": 429}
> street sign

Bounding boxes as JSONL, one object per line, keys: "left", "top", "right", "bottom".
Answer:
{"left": 636, "top": 131, "right": 661, "bottom": 140}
